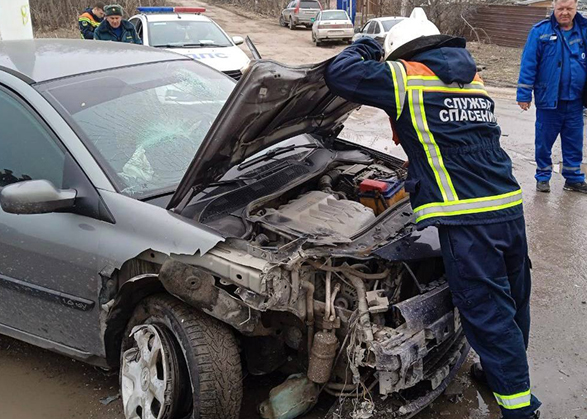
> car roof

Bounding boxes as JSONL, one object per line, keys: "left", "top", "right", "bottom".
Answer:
{"left": 0, "top": 39, "right": 188, "bottom": 84}
{"left": 372, "top": 16, "right": 405, "bottom": 22}
{"left": 138, "top": 13, "right": 212, "bottom": 22}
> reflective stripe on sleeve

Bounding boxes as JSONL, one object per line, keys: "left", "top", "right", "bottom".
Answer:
{"left": 493, "top": 389, "right": 532, "bottom": 410}
{"left": 413, "top": 189, "right": 523, "bottom": 223}
{"left": 409, "top": 89, "right": 458, "bottom": 202}
{"left": 562, "top": 166, "right": 581, "bottom": 171}
{"left": 388, "top": 61, "right": 407, "bottom": 119}
{"left": 537, "top": 165, "right": 553, "bottom": 171}
{"left": 518, "top": 83, "right": 534, "bottom": 89}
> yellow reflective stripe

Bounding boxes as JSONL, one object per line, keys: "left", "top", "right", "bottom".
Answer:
{"left": 414, "top": 190, "right": 523, "bottom": 223}
{"left": 413, "top": 189, "right": 522, "bottom": 213}
{"left": 388, "top": 61, "right": 406, "bottom": 120}
{"left": 79, "top": 16, "right": 100, "bottom": 27}
{"left": 493, "top": 390, "right": 532, "bottom": 410}
{"left": 411, "top": 86, "right": 488, "bottom": 95}
{"left": 409, "top": 89, "right": 458, "bottom": 202}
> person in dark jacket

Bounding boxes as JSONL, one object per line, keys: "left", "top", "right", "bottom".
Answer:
{"left": 518, "top": 0, "right": 587, "bottom": 193}
{"left": 78, "top": 3, "right": 105, "bottom": 39}
{"left": 94, "top": 4, "right": 141, "bottom": 44}
{"left": 325, "top": 10, "right": 541, "bottom": 419}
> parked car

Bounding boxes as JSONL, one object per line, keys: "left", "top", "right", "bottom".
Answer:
{"left": 0, "top": 39, "right": 468, "bottom": 419}
{"left": 311, "top": 9, "right": 354, "bottom": 46}
{"left": 129, "top": 6, "right": 250, "bottom": 80}
{"left": 279, "top": 0, "right": 322, "bottom": 29}
{"left": 352, "top": 16, "right": 406, "bottom": 45}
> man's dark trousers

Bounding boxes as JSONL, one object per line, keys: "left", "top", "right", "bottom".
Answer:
{"left": 438, "top": 217, "right": 541, "bottom": 418}
{"left": 535, "top": 99, "right": 585, "bottom": 184}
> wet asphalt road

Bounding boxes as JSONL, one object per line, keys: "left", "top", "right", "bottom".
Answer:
{"left": 2, "top": 2, "right": 587, "bottom": 418}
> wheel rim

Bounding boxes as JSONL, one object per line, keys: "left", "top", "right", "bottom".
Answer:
{"left": 121, "top": 325, "right": 171, "bottom": 419}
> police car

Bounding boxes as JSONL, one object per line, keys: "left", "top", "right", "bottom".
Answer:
{"left": 129, "top": 7, "right": 250, "bottom": 80}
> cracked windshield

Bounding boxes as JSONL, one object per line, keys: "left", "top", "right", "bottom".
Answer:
{"left": 44, "top": 61, "right": 234, "bottom": 196}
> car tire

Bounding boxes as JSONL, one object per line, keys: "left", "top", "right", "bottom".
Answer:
{"left": 279, "top": 15, "right": 286, "bottom": 27}
{"left": 289, "top": 18, "right": 296, "bottom": 30}
{"left": 120, "top": 294, "right": 242, "bottom": 419}
{"left": 346, "top": 38, "right": 353, "bottom": 44}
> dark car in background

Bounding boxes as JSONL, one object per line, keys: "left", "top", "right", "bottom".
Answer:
{"left": 0, "top": 39, "right": 468, "bottom": 419}
{"left": 280, "top": 0, "right": 322, "bottom": 29}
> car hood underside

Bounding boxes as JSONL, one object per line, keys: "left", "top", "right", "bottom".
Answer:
{"left": 168, "top": 58, "right": 359, "bottom": 210}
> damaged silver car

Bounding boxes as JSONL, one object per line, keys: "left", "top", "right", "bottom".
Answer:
{"left": 0, "top": 39, "right": 468, "bottom": 419}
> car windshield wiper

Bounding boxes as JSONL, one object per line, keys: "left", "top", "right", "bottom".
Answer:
{"left": 181, "top": 43, "right": 230, "bottom": 48}
{"left": 238, "top": 144, "right": 319, "bottom": 170}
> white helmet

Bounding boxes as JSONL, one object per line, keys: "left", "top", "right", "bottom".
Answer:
{"left": 384, "top": 8, "right": 440, "bottom": 60}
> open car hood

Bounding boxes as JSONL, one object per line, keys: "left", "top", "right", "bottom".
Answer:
{"left": 167, "top": 58, "right": 360, "bottom": 211}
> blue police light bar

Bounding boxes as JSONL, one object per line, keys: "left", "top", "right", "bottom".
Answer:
{"left": 137, "top": 6, "right": 206, "bottom": 13}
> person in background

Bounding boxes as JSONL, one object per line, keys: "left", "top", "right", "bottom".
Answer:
{"left": 78, "top": 2, "right": 105, "bottom": 40}
{"left": 93, "top": 4, "right": 141, "bottom": 44}
{"left": 517, "top": 0, "right": 587, "bottom": 194}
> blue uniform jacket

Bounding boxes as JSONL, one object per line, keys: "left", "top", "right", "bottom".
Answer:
{"left": 325, "top": 38, "right": 523, "bottom": 228}
{"left": 94, "top": 20, "right": 142, "bottom": 44}
{"left": 78, "top": 8, "right": 103, "bottom": 40}
{"left": 517, "top": 13, "right": 587, "bottom": 109}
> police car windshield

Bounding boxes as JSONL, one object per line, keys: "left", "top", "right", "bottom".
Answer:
{"left": 149, "top": 21, "right": 233, "bottom": 47}
{"left": 42, "top": 60, "right": 235, "bottom": 197}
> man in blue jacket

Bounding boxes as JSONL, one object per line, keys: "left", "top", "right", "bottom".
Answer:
{"left": 94, "top": 4, "right": 141, "bottom": 44}
{"left": 326, "top": 12, "right": 541, "bottom": 419}
{"left": 518, "top": 0, "right": 587, "bottom": 193}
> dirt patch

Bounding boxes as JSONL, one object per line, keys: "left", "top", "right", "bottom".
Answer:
{"left": 468, "top": 41, "right": 522, "bottom": 88}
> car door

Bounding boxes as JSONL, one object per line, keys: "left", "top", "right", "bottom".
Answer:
{"left": 373, "top": 21, "right": 385, "bottom": 44}
{"left": 129, "top": 16, "right": 144, "bottom": 43}
{"left": 0, "top": 85, "right": 105, "bottom": 356}
{"left": 312, "top": 11, "right": 321, "bottom": 35}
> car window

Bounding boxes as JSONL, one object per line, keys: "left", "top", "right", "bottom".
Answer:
{"left": 0, "top": 88, "right": 65, "bottom": 189}
{"left": 382, "top": 19, "right": 403, "bottom": 32}
{"left": 42, "top": 60, "right": 235, "bottom": 197}
{"left": 300, "top": 0, "right": 320, "bottom": 8}
{"left": 148, "top": 20, "right": 232, "bottom": 47}
{"left": 288, "top": 1, "right": 296, "bottom": 8}
{"left": 132, "top": 18, "right": 143, "bottom": 40}
{"left": 366, "top": 21, "right": 376, "bottom": 34}
{"left": 321, "top": 10, "right": 348, "bottom": 20}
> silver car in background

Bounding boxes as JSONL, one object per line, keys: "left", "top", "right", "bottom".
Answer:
{"left": 279, "top": 0, "right": 322, "bottom": 29}
{"left": 311, "top": 9, "right": 354, "bottom": 46}
{"left": 352, "top": 16, "right": 406, "bottom": 45}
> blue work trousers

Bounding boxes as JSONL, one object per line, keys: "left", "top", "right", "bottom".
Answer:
{"left": 535, "top": 99, "right": 585, "bottom": 183}
{"left": 438, "top": 218, "right": 541, "bottom": 418}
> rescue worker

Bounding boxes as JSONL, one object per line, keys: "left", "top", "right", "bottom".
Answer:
{"left": 93, "top": 4, "right": 141, "bottom": 44}
{"left": 325, "top": 11, "right": 541, "bottom": 419}
{"left": 518, "top": 0, "right": 587, "bottom": 193}
{"left": 78, "top": 2, "right": 105, "bottom": 40}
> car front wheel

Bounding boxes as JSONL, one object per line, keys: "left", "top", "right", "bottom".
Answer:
{"left": 279, "top": 14, "right": 286, "bottom": 27}
{"left": 120, "top": 294, "right": 242, "bottom": 419}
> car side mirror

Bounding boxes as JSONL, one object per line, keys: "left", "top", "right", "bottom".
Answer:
{"left": 0, "top": 180, "right": 76, "bottom": 215}
{"left": 232, "top": 36, "right": 244, "bottom": 46}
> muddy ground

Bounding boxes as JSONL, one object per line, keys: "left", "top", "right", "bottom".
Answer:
{"left": 3, "top": 2, "right": 586, "bottom": 419}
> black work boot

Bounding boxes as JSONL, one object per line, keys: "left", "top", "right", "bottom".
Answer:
{"left": 536, "top": 181, "right": 550, "bottom": 193}
{"left": 501, "top": 411, "right": 540, "bottom": 419}
{"left": 563, "top": 181, "right": 587, "bottom": 193}
{"left": 470, "top": 362, "right": 488, "bottom": 384}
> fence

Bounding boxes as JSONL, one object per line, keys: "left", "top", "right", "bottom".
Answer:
{"left": 468, "top": 5, "right": 550, "bottom": 48}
